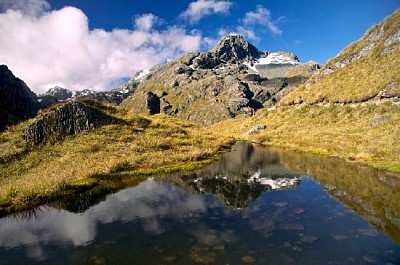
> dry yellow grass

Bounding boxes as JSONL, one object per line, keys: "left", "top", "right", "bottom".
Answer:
{"left": 0, "top": 104, "right": 234, "bottom": 209}
{"left": 210, "top": 102, "right": 400, "bottom": 173}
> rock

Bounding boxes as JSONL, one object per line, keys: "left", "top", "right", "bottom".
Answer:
{"left": 163, "top": 256, "right": 177, "bottom": 262}
{"left": 283, "top": 241, "right": 292, "bottom": 248}
{"left": 333, "top": 235, "right": 349, "bottom": 241}
{"left": 358, "top": 228, "right": 379, "bottom": 237}
{"left": 243, "top": 73, "right": 263, "bottom": 82}
{"left": 245, "top": 125, "right": 266, "bottom": 135}
{"left": 211, "top": 33, "right": 263, "bottom": 63}
{"left": 300, "top": 236, "right": 319, "bottom": 244}
{"left": 280, "top": 223, "right": 305, "bottom": 230}
{"left": 273, "top": 202, "right": 288, "bottom": 207}
{"left": 363, "top": 255, "right": 377, "bottom": 263}
{"left": 189, "top": 245, "right": 216, "bottom": 264}
{"left": 192, "top": 52, "right": 223, "bottom": 69}
{"left": 0, "top": 65, "right": 39, "bottom": 131}
{"left": 171, "top": 80, "right": 179, "bottom": 87}
{"left": 24, "top": 101, "right": 97, "bottom": 146}
{"left": 241, "top": 255, "right": 256, "bottom": 263}
{"left": 292, "top": 245, "right": 302, "bottom": 252}
{"left": 369, "top": 116, "right": 391, "bottom": 126}
{"left": 212, "top": 245, "right": 225, "bottom": 251}
{"left": 292, "top": 207, "right": 305, "bottom": 215}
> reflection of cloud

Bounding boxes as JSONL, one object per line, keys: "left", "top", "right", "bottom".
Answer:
{"left": 0, "top": 179, "right": 212, "bottom": 260}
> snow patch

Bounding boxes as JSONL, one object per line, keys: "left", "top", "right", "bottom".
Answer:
{"left": 256, "top": 53, "right": 299, "bottom": 65}
{"left": 134, "top": 69, "right": 150, "bottom": 81}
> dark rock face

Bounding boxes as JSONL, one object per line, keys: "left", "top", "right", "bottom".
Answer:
{"left": 25, "top": 101, "right": 96, "bottom": 146}
{"left": 211, "top": 34, "right": 263, "bottom": 63}
{"left": 0, "top": 65, "right": 39, "bottom": 131}
{"left": 145, "top": 92, "right": 161, "bottom": 115}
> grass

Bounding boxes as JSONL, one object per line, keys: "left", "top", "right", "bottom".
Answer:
{"left": 0, "top": 102, "right": 234, "bottom": 213}
{"left": 281, "top": 9, "right": 400, "bottom": 105}
{"left": 210, "top": 102, "right": 400, "bottom": 173}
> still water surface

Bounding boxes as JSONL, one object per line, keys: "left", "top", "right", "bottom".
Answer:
{"left": 0, "top": 142, "right": 399, "bottom": 264}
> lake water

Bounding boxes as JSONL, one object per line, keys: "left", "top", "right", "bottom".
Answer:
{"left": 0, "top": 142, "right": 399, "bottom": 264}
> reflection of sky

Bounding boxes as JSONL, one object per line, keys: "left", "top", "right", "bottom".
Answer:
{"left": 0, "top": 178, "right": 218, "bottom": 260}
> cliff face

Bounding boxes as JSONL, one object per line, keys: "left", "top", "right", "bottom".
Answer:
{"left": 25, "top": 101, "right": 97, "bottom": 146}
{"left": 0, "top": 65, "right": 39, "bottom": 131}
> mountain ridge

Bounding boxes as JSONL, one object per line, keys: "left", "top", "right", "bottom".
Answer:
{"left": 121, "top": 33, "right": 318, "bottom": 124}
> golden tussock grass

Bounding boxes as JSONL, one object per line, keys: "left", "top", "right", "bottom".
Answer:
{"left": 0, "top": 104, "right": 234, "bottom": 208}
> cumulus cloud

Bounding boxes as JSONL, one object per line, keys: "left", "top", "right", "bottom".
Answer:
{"left": 0, "top": 0, "right": 49, "bottom": 17}
{"left": 180, "top": 0, "right": 233, "bottom": 24}
{"left": 239, "top": 5, "right": 282, "bottom": 41}
{"left": 0, "top": 6, "right": 202, "bottom": 94}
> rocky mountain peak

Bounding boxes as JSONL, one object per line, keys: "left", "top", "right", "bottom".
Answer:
{"left": 211, "top": 33, "right": 263, "bottom": 63}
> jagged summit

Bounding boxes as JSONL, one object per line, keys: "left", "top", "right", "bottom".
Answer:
{"left": 210, "top": 33, "right": 264, "bottom": 63}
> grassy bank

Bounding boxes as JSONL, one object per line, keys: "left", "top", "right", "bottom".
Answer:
{"left": 0, "top": 104, "right": 234, "bottom": 213}
{"left": 210, "top": 102, "right": 400, "bottom": 173}
{"left": 1, "top": 98, "right": 399, "bottom": 213}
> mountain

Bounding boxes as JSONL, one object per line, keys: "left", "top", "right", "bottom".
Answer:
{"left": 38, "top": 82, "right": 138, "bottom": 109}
{"left": 281, "top": 8, "right": 400, "bottom": 105}
{"left": 0, "top": 65, "right": 39, "bottom": 131}
{"left": 122, "top": 34, "right": 320, "bottom": 125}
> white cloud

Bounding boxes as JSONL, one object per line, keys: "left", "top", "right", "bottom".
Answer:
{"left": 0, "top": 7, "right": 202, "bottom": 94}
{"left": 241, "top": 5, "right": 282, "bottom": 38}
{"left": 134, "top": 13, "right": 159, "bottom": 32}
{"left": 0, "top": 0, "right": 50, "bottom": 17}
{"left": 180, "top": 0, "right": 233, "bottom": 24}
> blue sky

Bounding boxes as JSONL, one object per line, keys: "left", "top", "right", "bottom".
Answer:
{"left": 47, "top": 0, "right": 399, "bottom": 62}
{"left": 0, "top": 0, "right": 399, "bottom": 92}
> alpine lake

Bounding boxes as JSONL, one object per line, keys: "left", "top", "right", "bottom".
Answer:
{"left": 0, "top": 142, "right": 399, "bottom": 265}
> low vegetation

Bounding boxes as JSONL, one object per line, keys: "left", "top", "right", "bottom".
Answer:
{"left": 211, "top": 102, "right": 400, "bottom": 173}
{"left": 0, "top": 102, "right": 234, "bottom": 212}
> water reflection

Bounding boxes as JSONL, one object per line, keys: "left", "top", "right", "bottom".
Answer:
{"left": 0, "top": 142, "right": 399, "bottom": 264}
{"left": 165, "top": 141, "right": 301, "bottom": 208}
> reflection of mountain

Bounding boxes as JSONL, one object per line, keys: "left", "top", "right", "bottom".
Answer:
{"left": 164, "top": 141, "right": 301, "bottom": 208}
{"left": 275, "top": 147, "right": 400, "bottom": 243}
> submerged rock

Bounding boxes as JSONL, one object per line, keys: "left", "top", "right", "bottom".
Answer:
{"left": 189, "top": 245, "right": 216, "bottom": 264}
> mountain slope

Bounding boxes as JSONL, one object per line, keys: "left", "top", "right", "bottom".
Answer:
{"left": 281, "top": 9, "right": 400, "bottom": 105}
{"left": 122, "top": 34, "right": 318, "bottom": 125}
{"left": 0, "top": 65, "right": 39, "bottom": 131}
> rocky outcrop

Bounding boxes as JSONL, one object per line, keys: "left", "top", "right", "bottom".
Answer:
{"left": 122, "top": 34, "right": 310, "bottom": 125}
{"left": 211, "top": 33, "right": 263, "bottom": 63}
{"left": 0, "top": 65, "right": 39, "bottom": 131}
{"left": 25, "top": 101, "right": 97, "bottom": 146}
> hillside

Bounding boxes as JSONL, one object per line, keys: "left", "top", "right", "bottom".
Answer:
{"left": 0, "top": 9, "right": 399, "bottom": 213}
{"left": 122, "top": 34, "right": 319, "bottom": 125}
{"left": 211, "top": 9, "right": 400, "bottom": 172}
{"left": 0, "top": 65, "right": 39, "bottom": 131}
{"left": 280, "top": 9, "right": 400, "bottom": 105}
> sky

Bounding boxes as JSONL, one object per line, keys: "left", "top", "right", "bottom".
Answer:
{"left": 0, "top": 0, "right": 399, "bottom": 94}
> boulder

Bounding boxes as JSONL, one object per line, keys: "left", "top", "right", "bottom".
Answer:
{"left": 25, "top": 101, "right": 96, "bottom": 146}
